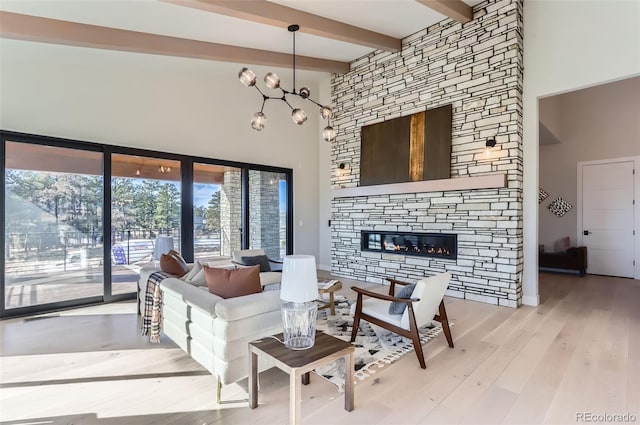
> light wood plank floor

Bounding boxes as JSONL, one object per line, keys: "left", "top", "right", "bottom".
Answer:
{"left": 1, "top": 272, "right": 638, "bottom": 425}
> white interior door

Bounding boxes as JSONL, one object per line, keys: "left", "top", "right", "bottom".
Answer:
{"left": 581, "top": 161, "right": 635, "bottom": 277}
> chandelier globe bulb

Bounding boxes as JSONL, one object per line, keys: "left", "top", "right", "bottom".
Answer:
{"left": 251, "top": 112, "right": 267, "bottom": 131}
{"left": 322, "top": 125, "right": 336, "bottom": 143}
{"left": 299, "top": 87, "right": 310, "bottom": 98}
{"left": 320, "top": 106, "right": 333, "bottom": 120}
{"left": 264, "top": 72, "right": 280, "bottom": 89}
{"left": 291, "top": 108, "right": 308, "bottom": 125}
{"left": 238, "top": 67, "right": 257, "bottom": 87}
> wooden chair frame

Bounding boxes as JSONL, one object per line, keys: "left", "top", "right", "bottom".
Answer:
{"left": 350, "top": 277, "right": 453, "bottom": 369}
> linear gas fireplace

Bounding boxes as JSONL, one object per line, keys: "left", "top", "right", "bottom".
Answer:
{"left": 361, "top": 231, "right": 457, "bottom": 260}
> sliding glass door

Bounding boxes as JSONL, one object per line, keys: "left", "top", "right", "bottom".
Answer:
{"left": 248, "top": 170, "right": 289, "bottom": 260}
{"left": 4, "top": 142, "right": 104, "bottom": 310}
{"left": 193, "top": 163, "right": 242, "bottom": 262}
{"left": 111, "top": 154, "right": 181, "bottom": 295}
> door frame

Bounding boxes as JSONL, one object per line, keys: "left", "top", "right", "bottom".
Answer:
{"left": 577, "top": 155, "right": 640, "bottom": 279}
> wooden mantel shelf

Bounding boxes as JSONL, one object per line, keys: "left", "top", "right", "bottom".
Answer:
{"left": 332, "top": 173, "right": 507, "bottom": 198}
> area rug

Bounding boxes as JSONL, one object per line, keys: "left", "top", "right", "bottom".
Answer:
{"left": 314, "top": 295, "right": 447, "bottom": 391}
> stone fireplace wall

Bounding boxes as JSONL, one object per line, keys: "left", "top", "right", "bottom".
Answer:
{"left": 330, "top": 0, "right": 524, "bottom": 307}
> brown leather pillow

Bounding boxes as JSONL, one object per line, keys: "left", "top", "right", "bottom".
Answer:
{"left": 168, "top": 250, "right": 185, "bottom": 262}
{"left": 168, "top": 250, "right": 188, "bottom": 268}
{"left": 204, "top": 265, "right": 261, "bottom": 299}
{"left": 160, "top": 251, "right": 189, "bottom": 276}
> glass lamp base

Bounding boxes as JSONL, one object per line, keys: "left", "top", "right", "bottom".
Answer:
{"left": 281, "top": 301, "right": 318, "bottom": 350}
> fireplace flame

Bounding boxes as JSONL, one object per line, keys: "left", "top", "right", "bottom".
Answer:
{"left": 365, "top": 232, "right": 456, "bottom": 259}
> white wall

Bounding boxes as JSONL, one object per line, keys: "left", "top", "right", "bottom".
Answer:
{"left": 538, "top": 77, "right": 640, "bottom": 251}
{"left": 522, "top": 0, "right": 640, "bottom": 305}
{"left": 538, "top": 95, "right": 562, "bottom": 144}
{"left": 0, "top": 39, "right": 324, "bottom": 258}
{"left": 317, "top": 75, "right": 333, "bottom": 271}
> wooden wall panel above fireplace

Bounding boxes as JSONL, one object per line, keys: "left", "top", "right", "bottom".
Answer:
{"left": 359, "top": 104, "right": 452, "bottom": 186}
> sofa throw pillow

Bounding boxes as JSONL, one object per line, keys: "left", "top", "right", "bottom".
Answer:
{"left": 170, "top": 250, "right": 190, "bottom": 272}
{"left": 189, "top": 268, "right": 207, "bottom": 287}
{"left": 180, "top": 261, "right": 207, "bottom": 287}
{"left": 553, "top": 236, "right": 571, "bottom": 253}
{"left": 160, "top": 252, "right": 189, "bottom": 277}
{"left": 388, "top": 283, "right": 417, "bottom": 315}
{"left": 181, "top": 261, "right": 202, "bottom": 282}
{"left": 241, "top": 255, "right": 271, "bottom": 272}
{"left": 204, "top": 264, "right": 261, "bottom": 299}
{"left": 168, "top": 249, "right": 188, "bottom": 264}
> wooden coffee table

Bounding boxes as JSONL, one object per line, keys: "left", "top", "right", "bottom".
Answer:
{"left": 249, "top": 331, "right": 355, "bottom": 425}
{"left": 317, "top": 279, "right": 342, "bottom": 315}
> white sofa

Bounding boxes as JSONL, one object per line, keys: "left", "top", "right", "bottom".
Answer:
{"left": 137, "top": 260, "right": 278, "bottom": 315}
{"left": 137, "top": 267, "right": 282, "bottom": 402}
{"left": 231, "top": 249, "right": 282, "bottom": 288}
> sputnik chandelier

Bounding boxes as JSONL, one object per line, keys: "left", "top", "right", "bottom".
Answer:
{"left": 238, "top": 24, "right": 336, "bottom": 143}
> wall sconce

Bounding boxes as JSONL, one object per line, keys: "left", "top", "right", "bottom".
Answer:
{"left": 135, "top": 168, "right": 141, "bottom": 176}
{"left": 484, "top": 138, "right": 497, "bottom": 158}
{"left": 158, "top": 165, "right": 172, "bottom": 174}
{"left": 336, "top": 162, "right": 348, "bottom": 177}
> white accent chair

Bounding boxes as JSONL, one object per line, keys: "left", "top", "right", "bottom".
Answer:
{"left": 231, "top": 249, "right": 283, "bottom": 289}
{"left": 350, "top": 272, "right": 454, "bottom": 369}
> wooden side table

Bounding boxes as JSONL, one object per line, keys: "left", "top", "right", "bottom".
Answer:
{"left": 249, "top": 331, "right": 355, "bottom": 425}
{"left": 317, "top": 279, "right": 342, "bottom": 315}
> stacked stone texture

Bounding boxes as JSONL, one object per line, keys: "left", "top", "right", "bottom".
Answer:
{"left": 330, "top": 0, "right": 524, "bottom": 307}
{"left": 221, "top": 171, "right": 242, "bottom": 257}
{"left": 249, "top": 170, "right": 282, "bottom": 260}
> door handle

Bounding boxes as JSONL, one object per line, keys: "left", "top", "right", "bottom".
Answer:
{"left": 583, "top": 230, "right": 590, "bottom": 236}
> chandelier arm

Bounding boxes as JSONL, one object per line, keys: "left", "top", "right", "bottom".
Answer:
{"left": 282, "top": 98, "right": 295, "bottom": 111}
{"left": 259, "top": 97, "right": 267, "bottom": 113}
{"left": 304, "top": 97, "right": 324, "bottom": 108}
{"left": 254, "top": 85, "right": 267, "bottom": 97}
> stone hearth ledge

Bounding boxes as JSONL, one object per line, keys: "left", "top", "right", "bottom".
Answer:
{"left": 332, "top": 173, "right": 507, "bottom": 198}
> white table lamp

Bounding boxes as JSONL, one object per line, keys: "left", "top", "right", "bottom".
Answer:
{"left": 153, "top": 236, "right": 174, "bottom": 263}
{"left": 280, "top": 255, "right": 319, "bottom": 350}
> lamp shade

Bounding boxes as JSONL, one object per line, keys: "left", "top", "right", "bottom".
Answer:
{"left": 280, "top": 255, "right": 318, "bottom": 303}
{"left": 153, "top": 236, "right": 174, "bottom": 260}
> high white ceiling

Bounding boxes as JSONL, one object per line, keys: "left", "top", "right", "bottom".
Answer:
{"left": 0, "top": 0, "right": 483, "bottom": 64}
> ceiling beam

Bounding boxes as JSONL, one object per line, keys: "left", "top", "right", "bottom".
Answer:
{"left": 415, "top": 0, "right": 473, "bottom": 24}
{"left": 161, "top": 0, "right": 402, "bottom": 52}
{"left": 0, "top": 11, "right": 350, "bottom": 73}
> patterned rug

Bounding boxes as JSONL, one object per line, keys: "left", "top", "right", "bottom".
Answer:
{"left": 314, "top": 295, "right": 447, "bottom": 391}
